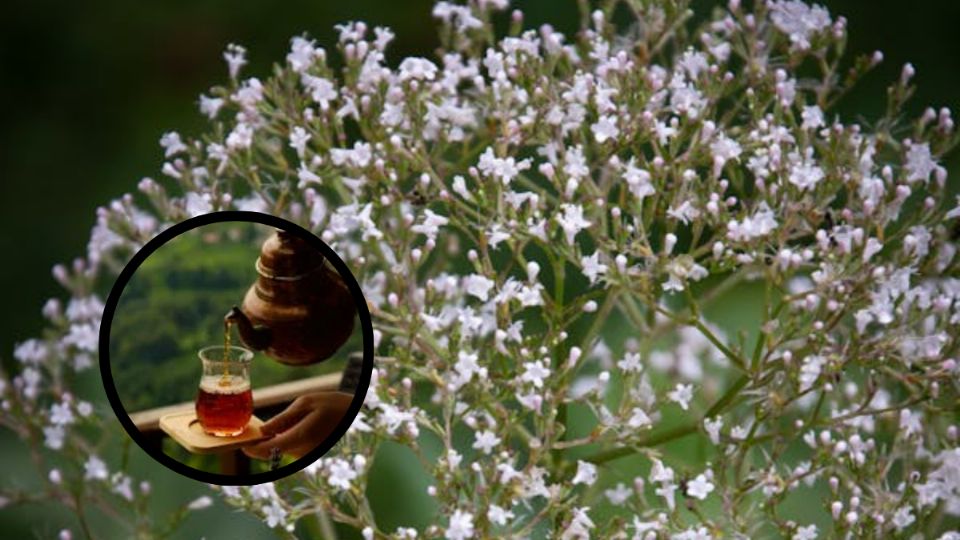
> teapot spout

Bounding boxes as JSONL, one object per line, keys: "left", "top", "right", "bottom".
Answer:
{"left": 225, "top": 306, "right": 271, "bottom": 351}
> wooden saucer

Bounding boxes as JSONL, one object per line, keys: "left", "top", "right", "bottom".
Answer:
{"left": 159, "top": 410, "right": 270, "bottom": 454}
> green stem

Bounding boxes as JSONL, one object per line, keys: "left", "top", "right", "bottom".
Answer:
{"left": 585, "top": 423, "right": 699, "bottom": 464}
{"left": 691, "top": 318, "right": 747, "bottom": 372}
{"left": 315, "top": 509, "right": 338, "bottom": 540}
{"left": 585, "top": 373, "right": 751, "bottom": 464}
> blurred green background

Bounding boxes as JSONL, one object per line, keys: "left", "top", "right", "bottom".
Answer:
{"left": 2, "top": 0, "right": 959, "bottom": 537}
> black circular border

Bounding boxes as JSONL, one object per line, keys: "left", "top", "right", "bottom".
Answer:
{"left": 98, "top": 211, "right": 373, "bottom": 485}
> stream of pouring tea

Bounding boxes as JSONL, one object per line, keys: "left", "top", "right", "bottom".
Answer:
{"left": 222, "top": 319, "right": 233, "bottom": 384}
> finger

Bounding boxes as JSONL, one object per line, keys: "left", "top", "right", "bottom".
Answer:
{"left": 242, "top": 436, "right": 276, "bottom": 460}
{"left": 252, "top": 419, "right": 312, "bottom": 456}
{"left": 281, "top": 411, "right": 337, "bottom": 458}
{"left": 260, "top": 400, "right": 310, "bottom": 436}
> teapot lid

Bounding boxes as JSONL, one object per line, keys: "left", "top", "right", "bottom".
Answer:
{"left": 255, "top": 229, "right": 325, "bottom": 281}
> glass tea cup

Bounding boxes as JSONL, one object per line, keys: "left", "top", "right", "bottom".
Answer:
{"left": 195, "top": 345, "right": 254, "bottom": 437}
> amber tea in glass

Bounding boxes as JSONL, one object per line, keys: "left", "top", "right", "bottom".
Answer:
{"left": 195, "top": 345, "right": 253, "bottom": 437}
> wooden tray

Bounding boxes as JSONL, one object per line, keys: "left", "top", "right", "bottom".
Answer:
{"left": 159, "top": 411, "right": 270, "bottom": 454}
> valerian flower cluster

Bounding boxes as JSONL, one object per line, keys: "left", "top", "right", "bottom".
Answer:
{"left": 3, "top": 0, "right": 960, "bottom": 538}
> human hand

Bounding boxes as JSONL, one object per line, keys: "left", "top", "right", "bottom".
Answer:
{"left": 243, "top": 391, "right": 354, "bottom": 460}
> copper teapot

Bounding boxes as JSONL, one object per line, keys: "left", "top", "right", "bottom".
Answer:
{"left": 226, "top": 230, "right": 356, "bottom": 365}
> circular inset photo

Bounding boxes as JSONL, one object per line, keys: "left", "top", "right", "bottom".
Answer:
{"left": 99, "top": 211, "right": 372, "bottom": 485}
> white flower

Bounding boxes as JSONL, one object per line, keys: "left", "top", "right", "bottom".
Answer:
{"left": 650, "top": 458, "right": 675, "bottom": 483}
{"left": 563, "top": 145, "right": 590, "bottom": 180}
{"left": 84, "top": 455, "right": 108, "bottom": 481}
{"left": 668, "top": 383, "right": 694, "bottom": 410}
{"left": 297, "top": 163, "right": 321, "bottom": 189}
{"left": 302, "top": 75, "right": 338, "bottom": 109}
{"left": 801, "top": 105, "right": 824, "bottom": 130}
{"left": 710, "top": 133, "right": 742, "bottom": 171}
{"left": 520, "top": 360, "right": 550, "bottom": 388}
{"left": 327, "top": 458, "right": 358, "bottom": 490}
{"left": 591, "top": 115, "right": 619, "bottom": 143}
{"left": 672, "top": 526, "right": 713, "bottom": 540}
{"left": 473, "top": 430, "right": 501, "bottom": 454}
{"left": 263, "top": 500, "right": 287, "bottom": 528}
{"left": 234, "top": 194, "right": 269, "bottom": 213}
{"left": 14, "top": 339, "right": 48, "bottom": 364}
{"left": 627, "top": 408, "right": 652, "bottom": 429}
{"left": 330, "top": 141, "right": 372, "bottom": 168}
{"left": 704, "top": 417, "right": 723, "bottom": 444}
{"left": 286, "top": 36, "right": 317, "bottom": 72}
{"left": 463, "top": 274, "right": 495, "bottom": 302}
{"left": 377, "top": 403, "right": 416, "bottom": 435}
{"left": 769, "top": 1, "right": 832, "bottom": 51}
{"left": 679, "top": 49, "right": 709, "bottom": 79}
{"left": 116, "top": 476, "right": 139, "bottom": 500}
{"left": 787, "top": 154, "right": 825, "bottom": 191}
{"left": 604, "top": 483, "right": 632, "bottom": 505}
{"left": 399, "top": 57, "right": 438, "bottom": 81}
{"left": 453, "top": 350, "right": 482, "bottom": 387}
{"left": 617, "top": 352, "right": 642, "bottom": 373}
{"left": 899, "top": 409, "right": 923, "bottom": 437}
{"left": 226, "top": 122, "right": 254, "bottom": 150}
{"left": 445, "top": 509, "right": 475, "bottom": 540}
{"left": 183, "top": 192, "right": 213, "bottom": 218}
{"left": 199, "top": 94, "right": 224, "bottom": 119}
{"left": 726, "top": 202, "right": 778, "bottom": 242}
{"left": 517, "top": 284, "right": 544, "bottom": 307}
{"left": 571, "top": 460, "right": 597, "bottom": 486}
{"left": 486, "top": 223, "right": 512, "bottom": 248}
{"left": 433, "top": 3, "right": 484, "bottom": 32}
{"left": 792, "top": 524, "right": 818, "bottom": 540}
{"left": 667, "top": 200, "right": 700, "bottom": 224}
{"left": 654, "top": 119, "right": 678, "bottom": 144}
{"left": 580, "top": 251, "right": 608, "bottom": 285}
{"left": 799, "top": 355, "right": 826, "bottom": 391}
{"left": 656, "top": 481, "right": 678, "bottom": 510}
{"left": 622, "top": 158, "right": 655, "bottom": 200}
{"left": 632, "top": 516, "right": 663, "bottom": 536}
{"left": 686, "top": 473, "right": 714, "bottom": 500}
{"left": 905, "top": 142, "right": 938, "bottom": 183}
{"left": 249, "top": 482, "right": 278, "bottom": 500}
{"left": 49, "top": 401, "right": 74, "bottom": 426}
{"left": 187, "top": 496, "right": 213, "bottom": 510}
{"left": 451, "top": 175, "right": 471, "bottom": 200}
{"left": 66, "top": 296, "right": 104, "bottom": 322}
{"left": 411, "top": 209, "right": 449, "bottom": 242}
{"left": 663, "top": 256, "right": 709, "bottom": 292}
{"left": 223, "top": 43, "right": 247, "bottom": 79}
{"left": 556, "top": 204, "right": 591, "bottom": 245}
{"left": 159, "top": 132, "right": 187, "bottom": 158}
{"left": 561, "top": 507, "right": 595, "bottom": 540}
{"left": 892, "top": 506, "right": 915, "bottom": 531}
{"left": 289, "top": 126, "right": 311, "bottom": 158}
{"left": 486, "top": 504, "right": 514, "bottom": 526}
{"left": 516, "top": 392, "right": 543, "bottom": 412}
{"left": 44, "top": 426, "right": 65, "bottom": 450}
{"left": 446, "top": 449, "right": 463, "bottom": 471}
{"left": 477, "top": 147, "right": 531, "bottom": 185}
